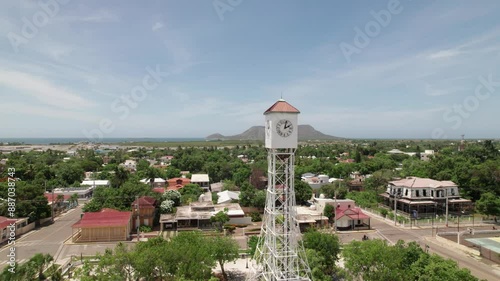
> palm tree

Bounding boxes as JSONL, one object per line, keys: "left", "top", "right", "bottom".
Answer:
{"left": 69, "top": 194, "right": 79, "bottom": 208}
{"left": 30, "top": 253, "right": 53, "bottom": 280}
{"left": 56, "top": 194, "right": 65, "bottom": 211}
{"left": 112, "top": 166, "right": 129, "bottom": 188}
{"left": 15, "top": 260, "right": 37, "bottom": 280}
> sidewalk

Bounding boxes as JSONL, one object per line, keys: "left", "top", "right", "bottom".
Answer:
{"left": 362, "top": 208, "right": 491, "bottom": 230}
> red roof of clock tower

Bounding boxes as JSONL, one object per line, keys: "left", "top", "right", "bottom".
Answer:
{"left": 263, "top": 99, "right": 300, "bottom": 114}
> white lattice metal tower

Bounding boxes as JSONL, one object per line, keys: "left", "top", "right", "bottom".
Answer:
{"left": 249, "top": 99, "right": 311, "bottom": 281}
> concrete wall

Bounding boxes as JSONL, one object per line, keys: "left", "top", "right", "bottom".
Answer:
{"left": 229, "top": 217, "right": 252, "bottom": 225}
{"left": 16, "top": 221, "right": 35, "bottom": 236}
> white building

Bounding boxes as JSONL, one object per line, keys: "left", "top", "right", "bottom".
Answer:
{"left": 217, "top": 190, "right": 240, "bottom": 204}
{"left": 121, "top": 160, "right": 137, "bottom": 171}
{"left": 191, "top": 174, "right": 210, "bottom": 191}
{"left": 381, "top": 177, "right": 472, "bottom": 218}
{"left": 81, "top": 180, "right": 110, "bottom": 187}
{"left": 140, "top": 178, "right": 166, "bottom": 187}
{"left": 301, "top": 173, "right": 331, "bottom": 190}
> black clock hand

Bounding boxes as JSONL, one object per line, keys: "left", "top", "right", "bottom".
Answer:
{"left": 284, "top": 121, "right": 291, "bottom": 129}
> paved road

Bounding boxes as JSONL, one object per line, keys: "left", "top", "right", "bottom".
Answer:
{"left": 0, "top": 205, "right": 83, "bottom": 269}
{"left": 367, "top": 213, "right": 500, "bottom": 281}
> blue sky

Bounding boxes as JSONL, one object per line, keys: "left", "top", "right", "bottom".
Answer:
{"left": 1, "top": 0, "right": 500, "bottom": 139}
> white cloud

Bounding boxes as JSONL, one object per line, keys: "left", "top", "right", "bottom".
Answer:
{"left": 0, "top": 69, "right": 95, "bottom": 109}
{"left": 427, "top": 49, "right": 462, "bottom": 60}
{"left": 0, "top": 102, "right": 99, "bottom": 123}
{"left": 425, "top": 84, "right": 458, "bottom": 96}
{"left": 427, "top": 28, "right": 500, "bottom": 60}
{"left": 152, "top": 21, "right": 164, "bottom": 31}
{"left": 58, "top": 10, "right": 120, "bottom": 23}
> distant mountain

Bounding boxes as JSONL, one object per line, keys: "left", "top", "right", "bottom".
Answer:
{"left": 206, "top": 125, "right": 342, "bottom": 141}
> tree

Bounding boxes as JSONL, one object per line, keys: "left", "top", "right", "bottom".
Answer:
{"left": 163, "top": 190, "right": 181, "bottom": 206}
{"left": 111, "top": 166, "right": 129, "bottom": 188}
{"left": 476, "top": 192, "right": 500, "bottom": 217}
{"left": 160, "top": 200, "right": 174, "bottom": 214}
{"left": 239, "top": 182, "right": 257, "bottom": 207}
{"left": 247, "top": 235, "right": 261, "bottom": 257}
{"left": 302, "top": 229, "right": 340, "bottom": 273}
{"left": 343, "top": 239, "right": 481, "bottom": 281}
{"left": 165, "top": 167, "right": 181, "bottom": 179}
{"left": 179, "top": 183, "right": 204, "bottom": 205}
{"left": 69, "top": 193, "right": 79, "bottom": 207}
{"left": 354, "top": 150, "right": 362, "bottom": 163}
{"left": 169, "top": 232, "right": 215, "bottom": 280}
{"left": 56, "top": 194, "right": 64, "bottom": 209}
{"left": 346, "top": 190, "right": 379, "bottom": 208}
{"left": 133, "top": 237, "right": 176, "bottom": 280}
{"left": 0, "top": 182, "right": 51, "bottom": 222}
{"left": 249, "top": 167, "right": 266, "bottom": 189}
{"left": 295, "top": 180, "right": 313, "bottom": 205}
{"left": 89, "top": 244, "right": 135, "bottom": 281}
{"left": 408, "top": 252, "right": 479, "bottom": 281}
{"left": 29, "top": 253, "right": 54, "bottom": 280}
{"left": 323, "top": 204, "right": 335, "bottom": 223}
{"left": 343, "top": 239, "right": 406, "bottom": 281}
{"left": 252, "top": 190, "right": 266, "bottom": 209}
{"left": 222, "top": 180, "right": 238, "bottom": 191}
{"left": 211, "top": 209, "right": 230, "bottom": 232}
{"left": 319, "top": 182, "right": 347, "bottom": 200}
{"left": 209, "top": 236, "right": 240, "bottom": 281}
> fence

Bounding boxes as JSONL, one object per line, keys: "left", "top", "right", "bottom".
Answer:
{"left": 363, "top": 207, "right": 483, "bottom": 228}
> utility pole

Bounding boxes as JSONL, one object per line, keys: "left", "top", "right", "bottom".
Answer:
{"left": 394, "top": 191, "right": 398, "bottom": 226}
{"left": 445, "top": 189, "right": 449, "bottom": 227}
{"left": 136, "top": 195, "right": 140, "bottom": 241}
{"left": 51, "top": 186, "right": 55, "bottom": 223}
{"left": 334, "top": 177, "right": 339, "bottom": 233}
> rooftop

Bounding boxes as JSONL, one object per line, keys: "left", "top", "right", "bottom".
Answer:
{"left": 191, "top": 174, "right": 209, "bottom": 182}
{"left": 81, "top": 180, "right": 110, "bottom": 186}
{"left": 162, "top": 203, "right": 244, "bottom": 222}
{"left": 140, "top": 178, "right": 166, "bottom": 184}
{"left": 131, "top": 196, "right": 156, "bottom": 207}
{"left": 0, "top": 216, "right": 18, "bottom": 229}
{"left": 263, "top": 99, "right": 300, "bottom": 114}
{"left": 72, "top": 209, "right": 132, "bottom": 228}
{"left": 389, "top": 177, "right": 457, "bottom": 188}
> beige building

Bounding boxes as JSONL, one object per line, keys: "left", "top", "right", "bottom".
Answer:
{"left": 380, "top": 177, "right": 473, "bottom": 218}
{"left": 160, "top": 202, "right": 250, "bottom": 231}
{"left": 71, "top": 209, "right": 132, "bottom": 242}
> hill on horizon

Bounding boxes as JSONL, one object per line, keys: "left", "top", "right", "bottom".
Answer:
{"left": 206, "top": 125, "right": 342, "bottom": 141}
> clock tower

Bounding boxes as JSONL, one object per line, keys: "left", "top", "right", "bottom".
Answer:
{"left": 251, "top": 99, "right": 311, "bottom": 281}
{"left": 264, "top": 99, "right": 299, "bottom": 149}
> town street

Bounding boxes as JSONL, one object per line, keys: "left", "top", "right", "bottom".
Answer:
{"left": 0, "top": 204, "right": 83, "bottom": 269}
{"left": 368, "top": 214, "right": 500, "bottom": 281}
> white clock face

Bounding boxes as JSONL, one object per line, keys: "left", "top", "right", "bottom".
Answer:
{"left": 266, "top": 120, "right": 271, "bottom": 138}
{"left": 276, "top": 119, "right": 293, "bottom": 138}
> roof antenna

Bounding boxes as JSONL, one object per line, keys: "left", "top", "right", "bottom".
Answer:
{"left": 279, "top": 92, "right": 284, "bottom": 101}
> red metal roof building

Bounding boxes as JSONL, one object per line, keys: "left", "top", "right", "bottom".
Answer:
{"left": 335, "top": 207, "right": 371, "bottom": 230}
{"left": 167, "top": 177, "right": 191, "bottom": 191}
{"left": 264, "top": 99, "right": 300, "bottom": 114}
{"left": 71, "top": 209, "right": 132, "bottom": 242}
{"left": 44, "top": 193, "right": 71, "bottom": 204}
